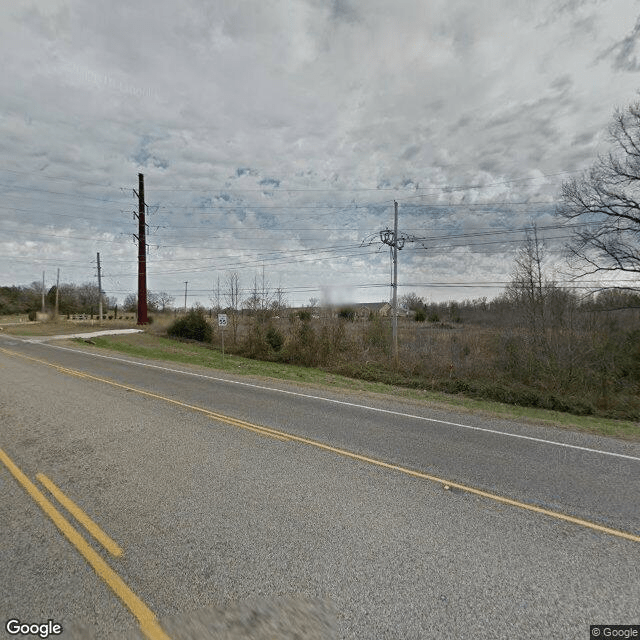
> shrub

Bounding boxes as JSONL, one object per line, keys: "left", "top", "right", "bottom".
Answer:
{"left": 428, "top": 312, "right": 440, "bottom": 322}
{"left": 365, "top": 317, "right": 390, "bottom": 352}
{"left": 414, "top": 309, "right": 426, "bottom": 322}
{"left": 266, "top": 326, "right": 284, "bottom": 351}
{"left": 298, "top": 310, "right": 312, "bottom": 321}
{"left": 242, "top": 322, "right": 269, "bottom": 359}
{"left": 28, "top": 310, "right": 37, "bottom": 321}
{"left": 338, "top": 307, "right": 355, "bottom": 321}
{"left": 167, "top": 308, "right": 212, "bottom": 342}
{"left": 285, "top": 321, "right": 318, "bottom": 366}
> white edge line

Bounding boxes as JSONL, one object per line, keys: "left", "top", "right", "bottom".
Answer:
{"left": 25, "top": 340, "right": 640, "bottom": 464}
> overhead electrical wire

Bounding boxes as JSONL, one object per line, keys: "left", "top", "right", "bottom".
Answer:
{"left": 0, "top": 168, "right": 124, "bottom": 189}
{"left": 0, "top": 167, "right": 601, "bottom": 300}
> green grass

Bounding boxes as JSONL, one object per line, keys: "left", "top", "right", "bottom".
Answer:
{"left": 76, "top": 332, "right": 640, "bottom": 441}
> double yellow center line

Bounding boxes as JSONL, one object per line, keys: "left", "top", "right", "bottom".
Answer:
{"left": 1, "top": 344, "right": 638, "bottom": 639}
{"left": 36, "top": 472, "right": 123, "bottom": 558}
{"left": 50, "top": 355, "right": 290, "bottom": 442}
{"left": 0, "top": 448, "right": 171, "bottom": 640}
{"left": 2, "top": 346, "right": 640, "bottom": 545}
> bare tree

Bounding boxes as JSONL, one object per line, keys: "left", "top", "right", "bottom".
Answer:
{"left": 245, "top": 271, "right": 275, "bottom": 321}
{"left": 557, "top": 101, "right": 640, "bottom": 287}
{"left": 400, "top": 292, "right": 424, "bottom": 311}
{"left": 505, "top": 226, "right": 546, "bottom": 335}
{"left": 210, "top": 277, "right": 222, "bottom": 313}
{"left": 123, "top": 293, "right": 137, "bottom": 312}
{"left": 76, "top": 282, "right": 102, "bottom": 316}
{"left": 245, "top": 274, "right": 262, "bottom": 315}
{"left": 149, "top": 291, "right": 174, "bottom": 312}
{"left": 225, "top": 271, "right": 241, "bottom": 344}
{"left": 271, "top": 287, "right": 287, "bottom": 313}
{"left": 147, "top": 291, "right": 160, "bottom": 312}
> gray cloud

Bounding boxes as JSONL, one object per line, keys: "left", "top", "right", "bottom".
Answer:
{"left": 0, "top": 0, "right": 638, "bottom": 305}
{"left": 597, "top": 14, "right": 640, "bottom": 72}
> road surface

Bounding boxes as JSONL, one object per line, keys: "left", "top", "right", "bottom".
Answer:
{"left": 1, "top": 334, "right": 638, "bottom": 639}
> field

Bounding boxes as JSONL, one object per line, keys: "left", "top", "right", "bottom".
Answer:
{"left": 3, "top": 303, "right": 639, "bottom": 439}
{"left": 48, "top": 330, "right": 640, "bottom": 441}
{"left": 193, "top": 306, "right": 640, "bottom": 422}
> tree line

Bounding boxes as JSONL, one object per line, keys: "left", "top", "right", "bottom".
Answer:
{"left": 0, "top": 282, "right": 176, "bottom": 317}
{"left": 0, "top": 282, "right": 110, "bottom": 317}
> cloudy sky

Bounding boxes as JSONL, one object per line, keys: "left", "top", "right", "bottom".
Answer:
{"left": 2, "top": 0, "right": 640, "bottom": 309}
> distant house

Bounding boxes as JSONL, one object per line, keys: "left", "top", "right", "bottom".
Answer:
{"left": 356, "top": 302, "right": 392, "bottom": 318}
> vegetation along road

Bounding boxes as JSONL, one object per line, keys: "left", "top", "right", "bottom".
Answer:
{"left": 1, "top": 332, "right": 639, "bottom": 639}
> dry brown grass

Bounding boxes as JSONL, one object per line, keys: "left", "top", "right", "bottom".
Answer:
{"left": 206, "top": 313, "right": 640, "bottom": 420}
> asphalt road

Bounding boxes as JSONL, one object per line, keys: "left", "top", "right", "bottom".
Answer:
{"left": 1, "top": 334, "right": 639, "bottom": 639}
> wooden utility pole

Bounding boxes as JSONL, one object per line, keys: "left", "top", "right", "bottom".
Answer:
{"left": 392, "top": 200, "right": 399, "bottom": 364}
{"left": 380, "top": 201, "right": 404, "bottom": 366}
{"left": 55, "top": 268, "right": 60, "bottom": 318}
{"left": 136, "top": 173, "right": 149, "bottom": 325}
{"left": 41, "top": 271, "right": 45, "bottom": 314}
{"left": 97, "top": 252, "right": 103, "bottom": 324}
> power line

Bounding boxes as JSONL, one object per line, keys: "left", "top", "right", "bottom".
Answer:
{"left": 0, "top": 168, "right": 123, "bottom": 189}
{"left": 0, "top": 228, "right": 131, "bottom": 244}
{"left": 0, "top": 170, "right": 575, "bottom": 210}
{"left": 402, "top": 234, "right": 575, "bottom": 251}
{"left": 99, "top": 280, "right": 639, "bottom": 298}
{"left": 105, "top": 248, "right": 381, "bottom": 277}
{"left": 0, "top": 255, "right": 93, "bottom": 265}
{"left": 0, "top": 182, "right": 129, "bottom": 204}
{"left": 0, "top": 166, "right": 582, "bottom": 190}
{"left": 147, "top": 170, "right": 580, "bottom": 193}
{"left": 0, "top": 197, "right": 559, "bottom": 220}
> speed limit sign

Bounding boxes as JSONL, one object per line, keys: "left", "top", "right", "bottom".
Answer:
{"left": 218, "top": 314, "right": 228, "bottom": 327}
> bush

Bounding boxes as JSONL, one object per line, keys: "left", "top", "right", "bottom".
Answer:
{"left": 167, "top": 308, "right": 212, "bottom": 342}
{"left": 365, "top": 317, "right": 390, "bottom": 352}
{"left": 414, "top": 309, "right": 426, "bottom": 322}
{"left": 242, "top": 322, "right": 269, "bottom": 359}
{"left": 428, "top": 312, "right": 440, "bottom": 322}
{"left": 298, "top": 310, "right": 312, "bottom": 321}
{"left": 338, "top": 307, "right": 355, "bottom": 321}
{"left": 285, "top": 321, "right": 318, "bottom": 366}
{"left": 28, "top": 310, "right": 37, "bottom": 321}
{"left": 266, "top": 326, "right": 284, "bottom": 351}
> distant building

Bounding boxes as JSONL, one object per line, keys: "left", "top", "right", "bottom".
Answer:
{"left": 356, "top": 302, "right": 392, "bottom": 318}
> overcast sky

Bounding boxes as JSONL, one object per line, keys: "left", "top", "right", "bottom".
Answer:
{"left": 2, "top": 0, "right": 640, "bottom": 309}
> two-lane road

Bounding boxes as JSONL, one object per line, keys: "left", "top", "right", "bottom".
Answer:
{"left": 1, "top": 334, "right": 638, "bottom": 639}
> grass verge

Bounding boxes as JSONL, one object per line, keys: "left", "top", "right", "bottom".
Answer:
{"left": 77, "top": 332, "right": 640, "bottom": 441}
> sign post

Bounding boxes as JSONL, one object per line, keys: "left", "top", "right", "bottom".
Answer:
{"left": 218, "top": 313, "right": 228, "bottom": 365}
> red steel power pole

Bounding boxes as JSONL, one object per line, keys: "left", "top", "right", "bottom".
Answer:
{"left": 136, "top": 173, "right": 148, "bottom": 325}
